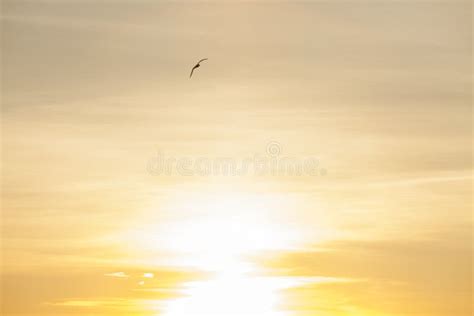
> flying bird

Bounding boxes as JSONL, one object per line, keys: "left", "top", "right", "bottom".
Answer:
{"left": 189, "top": 58, "right": 208, "bottom": 78}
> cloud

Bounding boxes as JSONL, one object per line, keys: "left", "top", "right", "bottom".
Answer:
{"left": 259, "top": 228, "right": 472, "bottom": 316}
{"left": 44, "top": 297, "right": 161, "bottom": 312}
{"left": 104, "top": 272, "right": 129, "bottom": 278}
{"left": 370, "top": 173, "right": 472, "bottom": 188}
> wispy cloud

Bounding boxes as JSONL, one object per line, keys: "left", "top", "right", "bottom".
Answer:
{"left": 104, "top": 272, "right": 129, "bottom": 278}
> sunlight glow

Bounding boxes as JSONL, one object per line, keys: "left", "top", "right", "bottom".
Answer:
{"left": 161, "top": 262, "right": 303, "bottom": 316}
{"left": 150, "top": 190, "right": 307, "bottom": 315}
{"left": 131, "top": 189, "right": 305, "bottom": 270}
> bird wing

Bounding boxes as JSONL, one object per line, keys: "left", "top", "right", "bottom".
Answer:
{"left": 189, "top": 65, "right": 197, "bottom": 78}
{"left": 198, "top": 58, "right": 208, "bottom": 64}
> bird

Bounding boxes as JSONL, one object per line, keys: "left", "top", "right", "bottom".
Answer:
{"left": 189, "top": 58, "right": 208, "bottom": 78}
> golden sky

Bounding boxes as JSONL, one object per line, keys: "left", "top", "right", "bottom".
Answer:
{"left": 1, "top": 1, "right": 472, "bottom": 316}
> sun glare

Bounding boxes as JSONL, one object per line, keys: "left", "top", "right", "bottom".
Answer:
{"left": 131, "top": 188, "right": 305, "bottom": 269}
{"left": 137, "top": 189, "right": 307, "bottom": 315}
{"left": 161, "top": 271, "right": 293, "bottom": 316}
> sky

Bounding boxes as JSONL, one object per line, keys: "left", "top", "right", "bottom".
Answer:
{"left": 1, "top": 1, "right": 472, "bottom": 315}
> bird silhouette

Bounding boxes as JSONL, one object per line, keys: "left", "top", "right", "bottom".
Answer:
{"left": 189, "top": 58, "right": 208, "bottom": 78}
